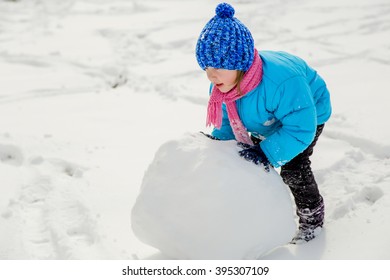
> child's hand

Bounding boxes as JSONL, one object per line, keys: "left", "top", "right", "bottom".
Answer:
{"left": 237, "top": 142, "right": 271, "bottom": 172}
{"left": 200, "top": 131, "right": 220, "bottom": 140}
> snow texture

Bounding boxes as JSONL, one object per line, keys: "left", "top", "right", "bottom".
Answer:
{"left": 131, "top": 133, "right": 296, "bottom": 259}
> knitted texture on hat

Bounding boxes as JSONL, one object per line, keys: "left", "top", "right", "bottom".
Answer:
{"left": 196, "top": 3, "right": 254, "bottom": 71}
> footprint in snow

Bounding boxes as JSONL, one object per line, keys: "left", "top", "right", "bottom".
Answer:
{"left": 46, "top": 158, "right": 85, "bottom": 178}
{"left": 331, "top": 186, "right": 385, "bottom": 220}
{"left": 3, "top": 159, "right": 97, "bottom": 259}
{"left": 0, "top": 144, "right": 24, "bottom": 166}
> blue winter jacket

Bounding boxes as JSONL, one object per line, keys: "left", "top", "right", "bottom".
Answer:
{"left": 211, "top": 51, "right": 332, "bottom": 168}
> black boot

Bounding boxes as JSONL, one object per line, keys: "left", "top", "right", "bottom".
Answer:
{"left": 291, "top": 198, "right": 325, "bottom": 244}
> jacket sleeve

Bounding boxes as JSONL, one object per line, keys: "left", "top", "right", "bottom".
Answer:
{"left": 260, "top": 76, "right": 317, "bottom": 167}
{"left": 211, "top": 103, "right": 235, "bottom": 140}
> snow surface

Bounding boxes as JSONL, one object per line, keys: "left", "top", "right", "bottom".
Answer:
{"left": 0, "top": 0, "right": 390, "bottom": 260}
{"left": 131, "top": 133, "right": 296, "bottom": 259}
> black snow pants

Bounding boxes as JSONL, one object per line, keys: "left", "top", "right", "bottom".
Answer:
{"left": 280, "top": 124, "right": 325, "bottom": 210}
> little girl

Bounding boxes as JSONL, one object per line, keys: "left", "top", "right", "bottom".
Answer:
{"left": 196, "top": 3, "right": 331, "bottom": 243}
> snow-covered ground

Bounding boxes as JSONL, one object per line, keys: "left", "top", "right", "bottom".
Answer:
{"left": 0, "top": 0, "right": 390, "bottom": 260}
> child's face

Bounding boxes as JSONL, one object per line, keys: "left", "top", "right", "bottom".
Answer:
{"left": 205, "top": 68, "right": 238, "bottom": 93}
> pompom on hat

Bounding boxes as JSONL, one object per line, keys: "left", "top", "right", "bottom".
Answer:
{"left": 196, "top": 3, "right": 254, "bottom": 71}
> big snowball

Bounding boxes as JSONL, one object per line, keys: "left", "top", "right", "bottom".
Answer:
{"left": 131, "top": 133, "right": 296, "bottom": 259}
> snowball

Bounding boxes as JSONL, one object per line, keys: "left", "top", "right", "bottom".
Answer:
{"left": 131, "top": 133, "right": 296, "bottom": 259}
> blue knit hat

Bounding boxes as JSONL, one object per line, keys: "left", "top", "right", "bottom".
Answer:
{"left": 196, "top": 3, "right": 254, "bottom": 71}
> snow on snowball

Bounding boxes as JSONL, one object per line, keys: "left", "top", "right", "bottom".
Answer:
{"left": 131, "top": 133, "right": 296, "bottom": 259}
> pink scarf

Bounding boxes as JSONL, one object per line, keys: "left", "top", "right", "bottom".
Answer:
{"left": 206, "top": 49, "right": 263, "bottom": 145}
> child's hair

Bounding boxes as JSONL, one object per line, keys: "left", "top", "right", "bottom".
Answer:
{"left": 235, "top": 71, "right": 245, "bottom": 96}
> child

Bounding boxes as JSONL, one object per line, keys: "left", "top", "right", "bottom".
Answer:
{"left": 196, "top": 3, "right": 331, "bottom": 243}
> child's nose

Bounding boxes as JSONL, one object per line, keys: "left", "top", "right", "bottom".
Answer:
{"left": 206, "top": 72, "right": 217, "bottom": 82}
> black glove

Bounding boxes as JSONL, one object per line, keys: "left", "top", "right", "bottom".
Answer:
{"left": 200, "top": 131, "right": 220, "bottom": 141}
{"left": 237, "top": 142, "right": 271, "bottom": 172}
